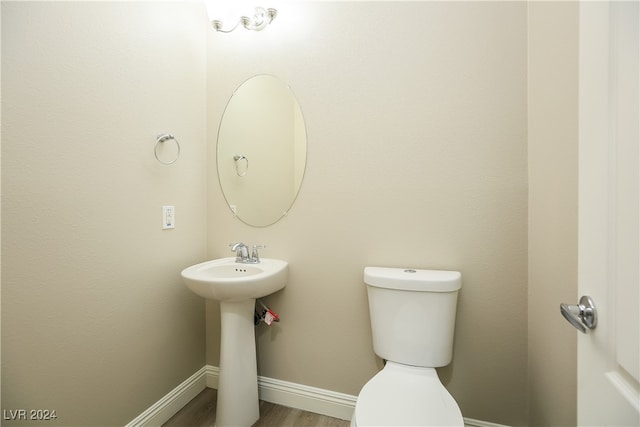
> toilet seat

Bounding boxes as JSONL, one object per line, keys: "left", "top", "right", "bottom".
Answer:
{"left": 353, "top": 362, "right": 463, "bottom": 427}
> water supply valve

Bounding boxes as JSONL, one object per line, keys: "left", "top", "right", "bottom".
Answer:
{"left": 255, "top": 299, "right": 280, "bottom": 326}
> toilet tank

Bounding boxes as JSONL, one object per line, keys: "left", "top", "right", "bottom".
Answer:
{"left": 364, "top": 267, "right": 461, "bottom": 367}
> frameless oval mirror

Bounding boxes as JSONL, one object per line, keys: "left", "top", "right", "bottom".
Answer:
{"left": 217, "top": 75, "right": 307, "bottom": 227}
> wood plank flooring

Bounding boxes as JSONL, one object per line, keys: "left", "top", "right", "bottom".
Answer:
{"left": 162, "top": 388, "right": 352, "bottom": 427}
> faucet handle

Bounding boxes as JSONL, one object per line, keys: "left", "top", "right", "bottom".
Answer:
{"left": 251, "top": 245, "right": 266, "bottom": 263}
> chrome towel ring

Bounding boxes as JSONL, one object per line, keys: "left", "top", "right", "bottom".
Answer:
{"left": 155, "top": 133, "right": 180, "bottom": 165}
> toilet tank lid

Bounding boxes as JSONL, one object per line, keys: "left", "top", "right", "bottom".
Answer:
{"left": 364, "top": 267, "right": 461, "bottom": 292}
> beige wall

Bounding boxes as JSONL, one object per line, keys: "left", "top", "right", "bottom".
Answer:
{"left": 206, "top": 2, "right": 528, "bottom": 425}
{"left": 527, "top": 2, "right": 579, "bottom": 425}
{"left": 1, "top": 2, "right": 584, "bottom": 426}
{"left": 1, "top": 2, "right": 208, "bottom": 426}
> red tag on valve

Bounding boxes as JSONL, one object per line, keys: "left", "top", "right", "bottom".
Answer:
{"left": 264, "top": 309, "right": 279, "bottom": 326}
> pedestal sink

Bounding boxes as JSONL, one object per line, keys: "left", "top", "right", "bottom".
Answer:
{"left": 181, "top": 257, "right": 288, "bottom": 427}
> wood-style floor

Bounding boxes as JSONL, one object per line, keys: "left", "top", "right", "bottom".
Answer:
{"left": 162, "top": 388, "right": 352, "bottom": 427}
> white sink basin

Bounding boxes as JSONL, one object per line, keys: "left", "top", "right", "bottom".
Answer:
{"left": 181, "top": 257, "right": 288, "bottom": 302}
{"left": 180, "top": 256, "right": 288, "bottom": 426}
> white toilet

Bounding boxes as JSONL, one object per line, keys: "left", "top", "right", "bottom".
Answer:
{"left": 352, "top": 266, "right": 464, "bottom": 427}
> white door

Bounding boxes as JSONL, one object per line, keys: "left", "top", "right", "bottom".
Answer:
{"left": 575, "top": 1, "right": 640, "bottom": 425}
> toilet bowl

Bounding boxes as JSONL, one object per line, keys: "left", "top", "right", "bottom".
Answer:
{"left": 351, "top": 363, "right": 462, "bottom": 426}
{"left": 353, "top": 267, "right": 463, "bottom": 427}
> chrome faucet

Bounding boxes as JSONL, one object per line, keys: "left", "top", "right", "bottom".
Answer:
{"left": 230, "top": 242, "right": 250, "bottom": 263}
{"left": 229, "top": 242, "right": 265, "bottom": 264}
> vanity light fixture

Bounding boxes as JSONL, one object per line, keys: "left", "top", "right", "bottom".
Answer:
{"left": 205, "top": 3, "right": 277, "bottom": 33}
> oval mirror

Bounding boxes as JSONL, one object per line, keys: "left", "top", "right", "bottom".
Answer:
{"left": 217, "top": 75, "right": 307, "bottom": 227}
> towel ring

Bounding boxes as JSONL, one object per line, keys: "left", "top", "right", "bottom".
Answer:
{"left": 155, "top": 134, "right": 180, "bottom": 165}
{"left": 234, "top": 155, "right": 249, "bottom": 177}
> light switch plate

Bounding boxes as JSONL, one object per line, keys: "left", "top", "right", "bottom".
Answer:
{"left": 162, "top": 205, "right": 175, "bottom": 229}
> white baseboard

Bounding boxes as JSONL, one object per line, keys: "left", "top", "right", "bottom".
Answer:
{"left": 128, "top": 364, "right": 509, "bottom": 427}
{"left": 464, "top": 419, "right": 511, "bottom": 427}
{"left": 205, "top": 364, "right": 220, "bottom": 389}
{"left": 125, "top": 366, "right": 207, "bottom": 427}
{"left": 204, "top": 364, "right": 355, "bottom": 420}
{"left": 257, "top": 374, "right": 357, "bottom": 421}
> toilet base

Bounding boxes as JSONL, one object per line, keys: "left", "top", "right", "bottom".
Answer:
{"left": 353, "top": 362, "right": 463, "bottom": 427}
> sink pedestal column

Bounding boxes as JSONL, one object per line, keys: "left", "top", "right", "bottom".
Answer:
{"left": 216, "top": 298, "right": 260, "bottom": 427}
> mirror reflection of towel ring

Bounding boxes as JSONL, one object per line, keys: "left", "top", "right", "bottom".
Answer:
{"left": 234, "top": 155, "right": 248, "bottom": 177}
{"left": 155, "top": 134, "right": 180, "bottom": 165}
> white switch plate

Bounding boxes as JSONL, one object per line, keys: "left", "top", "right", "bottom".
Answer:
{"left": 162, "top": 205, "right": 175, "bottom": 229}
